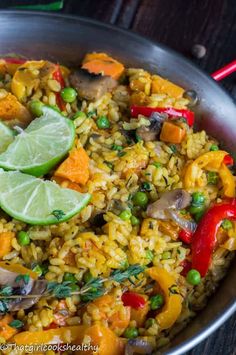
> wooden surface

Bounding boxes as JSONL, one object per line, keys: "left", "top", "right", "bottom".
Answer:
{"left": 62, "top": 1, "right": 236, "bottom": 354}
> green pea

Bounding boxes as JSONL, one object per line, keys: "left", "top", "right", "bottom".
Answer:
{"left": 60, "top": 87, "right": 77, "bottom": 103}
{"left": 207, "top": 171, "right": 219, "bottom": 185}
{"left": 186, "top": 269, "right": 201, "bottom": 285}
{"left": 191, "top": 192, "right": 205, "bottom": 206}
{"left": 83, "top": 271, "right": 93, "bottom": 284}
{"left": 210, "top": 144, "right": 219, "bottom": 151}
{"left": 32, "top": 264, "right": 43, "bottom": 276}
{"left": 72, "top": 111, "right": 86, "bottom": 120}
{"left": 161, "top": 251, "right": 171, "bottom": 260}
{"left": 146, "top": 250, "right": 154, "bottom": 262}
{"left": 96, "top": 116, "right": 110, "bottom": 129}
{"left": 132, "top": 191, "right": 148, "bottom": 208}
{"left": 189, "top": 204, "right": 205, "bottom": 215}
{"left": 135, "top": 132, "right": 142, "bottom": 142}
{"left": 111, "top": 144, "right": 123, "bottom": 151}
{"left": 130, "top": 215, "right": 140, "bottom": 226}
{"left": 150, "top": 294, "right": 164, "bottom": 310}
{"left": 17, "top": 231, "right": 30, "bottom": 246}
{"left": 63, "top": 272, "right": 77, "bottom": 283}
{"left": 29, "top": 100, "right": 44, "bottom": 117}
{"left": 145, "top": 318, "right": 157, "bottom": 328}
{"left": 119, "top": 210, "right": 132, "bottom": 221}
{"left": 69, "top": 283, "right": 80, "bottom": 292}
{"left": 124, "top": 327, "right": 138, "bottom": 339}
{"left": 221, "top": 219, "right": 233, "bottom": 230}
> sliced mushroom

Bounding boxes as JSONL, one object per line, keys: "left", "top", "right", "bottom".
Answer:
{"left": 69, "top": 68, "right": 117, "bottom": 101}
{"left": 167, "top": 209, "right": 197, "bottom": 233}
{"left": 125, "top": 338, "right": 153, "bottom": 355}
{"left": 10, "top": 280, "right": 47, "bottom": 311}
{"left": 147, "top": 189, "right": 192, "bottom": 219}
{"left": 136, "top": 112, "right": 167, "bottom": 142}
{"left": 91, "top": 211, "right": 106, "bottom": 228}
{"left": 0, "top": 266, "right": 47, "bottom": 311}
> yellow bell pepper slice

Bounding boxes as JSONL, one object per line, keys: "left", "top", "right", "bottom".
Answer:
{"left": 184, "top": 150, "right": 235, "bottom": 197}
{"left": 218, "top": 163, "right": 235, "bottom": 197}
{"left": 75, "top": 324, "right": 125, "bottom": 355}
{"left": 0, "top": 261, "right": 38, "bottom": 280}
{"left": 147, "top": 267, "right": 182, "bottom": 330}
{"left": 12, "top": 325, "right": 86, "bottom": 345}
{"left": 11, "top": 60, "right": 46, "bottom": 101}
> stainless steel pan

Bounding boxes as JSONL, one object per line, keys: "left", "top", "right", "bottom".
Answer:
{"left": 0, "top": 11, "right": 235, "bottom": 355}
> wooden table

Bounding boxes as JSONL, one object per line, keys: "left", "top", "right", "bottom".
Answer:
{"left": 65, "top": 1, "right": 235, "bottom": 354}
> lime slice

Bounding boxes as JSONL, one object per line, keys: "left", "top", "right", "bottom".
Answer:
{"left": 0, "top": 170, "right": 91, "bottom": 225}
{"left": 0, "top": 121, "right": 15, "bottom": 153}
{"left": 0, "top": 107, "right": 75, "bottom": 177}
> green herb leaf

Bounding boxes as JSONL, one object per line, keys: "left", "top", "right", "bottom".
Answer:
{"left": 15, "top": 274, "right": 30, "bottom": 285}
{"left": 0, "top": 286, "right": 13, "bottom": 297}
{"left": 117, "top": 151, "right": 126, "bottom": 157}
{"left": 9, "top": 319, "right": 24, "bottom": 329}
{"left": 51, "top": 209, "right": 66, "bottom": 221}
{"left": 47, "top": 281, "right": 72, "bottom": 299}
{"left": 80, "top": 287, "right": 104, "bottom": 302}
{"left": 169, "top": 144, "right": 177, "bottom": 153}
{"left": 110, "top": 264, "right": 145, "bottom": 283}
{"left": 0, "top": 299, "right": 9, "bottom": 314}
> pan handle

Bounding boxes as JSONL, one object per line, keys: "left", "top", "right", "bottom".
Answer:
{"left": 211, "top": 60, "right": 236, "bottom": 81}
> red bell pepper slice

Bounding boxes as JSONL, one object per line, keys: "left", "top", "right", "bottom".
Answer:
{"left": 1, "top": 57, "right": 26, "bottom": 65}
{"left": 192, "top": 199, "right": 236, "bottom": 277}
{"left": 52, "top": 64, "right": 66, "bottom": 111}
{"left": 179, "top": 229, "right": 193, "bottom": 244}
{"left": 121, "top": 291, "right": 146, "bottom": 309}
{"left": 130, "top": 105, "right": 195, "bottom": 126}
{"left": 180, "top": 259, "right": 192, "bottom": 276}
{"left": 223, "top": 154, "right": 234, "bottom": 166}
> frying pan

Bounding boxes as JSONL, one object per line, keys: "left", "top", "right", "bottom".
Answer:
{"left": 0, "top": 10, "right": 236, "bottom": 355}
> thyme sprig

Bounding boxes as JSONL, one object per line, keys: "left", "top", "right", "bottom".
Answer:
{"left": 0, "top": 264, "right": 145, "bottom": 303}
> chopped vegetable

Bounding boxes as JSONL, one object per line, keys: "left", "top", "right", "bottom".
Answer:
{"left": 130, "top": 294, "right": 149, "bottom": 327}
{"left": 17, "top": 231, "right": 30, "bottom": 246}
{"left": 223, "top": 154, "right": 234, "bottom": 166}
{"left": 150, "top": 294, "right": 164, "bottom": 310}
{"left": 192, "top": 199, "right": 236, "bottom": 276}
{"left": 0, "top": 92, "right": 31, "bottom": 126}
{"left": 119, "top": 210, "right": 132, "bottom": 221}
{"left": 130, "top": 215, "right": 140, "bottom": 226}
{"left": 63, "top": 272, "right": 77, "bottom": 283}
{"left": 55, "top": 147, "right": 90, "bottom": 185}
{"left": 29, "top": 100, "right": 44, "bottom": 117}
{"left": 132, "top": 191, "right": 148, "bottom": 208}
{"left": 210, "top": 144, "right": 219, "bottom": 151}
{"left": 178, "top": 229, "right": 193, "bottom": 244}
{"left": 82, "top": 52, "right": 124, "bottom": 80}
{"left": 151, "top": 75, "right": 185, "bottom": 98}
{"left": 52, "top": 64, "right": 66, "bottom": 111}
{"left": 60, "top": 87, "right": 77, "bottom": 103}
{"left": 0, "top": 314, "right": 18, "bottom": 340}
{"left": 221, "top": 219, "right": 233, "bottom": 230}
{"left": 96, "top": 115, "right": 110, "bottom": 129}
{"left": 124, "top": 327, "right": 139, "bottom": 339}
{"left": 160, "top": 121, "right": 186, "bottom": 144}
{"left": 184, "top": 151, "right": 235, "bottom": 197}
{"left": 0, "top": 232, "right": 14, "bottom": 259}
{"left": 147, "top": 267, "right": 182, "bottom": 330}
{"left": 121, "top": 291, "right": 146, "bottom": 309}
{"left": 76, "top": 324, "right": 125, "bottom": 355}
{"left": 130, "top": 105, "right": 194, "bottom": 126}
{"left": 207, "top": 171, "right": 219, "bottom": 185}
{"left": 186, "top": 269, "right": 201, "bottom": 285}
{"left": 12, "top": 325, "right": 86, "bottom": 345}
{"left": 218, "top": 163, "right": 235, "bottom": 197}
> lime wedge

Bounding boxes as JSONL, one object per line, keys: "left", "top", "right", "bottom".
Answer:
{"left": 0, "top": 107, "right": 75, "bottom": 177}
{"left": 0, "top": 121, "right": 15, "bottom": 153}
{"left": 0, "top": 170, "right": 91, "bottom": 225}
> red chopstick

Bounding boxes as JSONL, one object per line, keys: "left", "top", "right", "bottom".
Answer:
{"left": 211, "top": 60, "right": 236, "bottom": 81}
